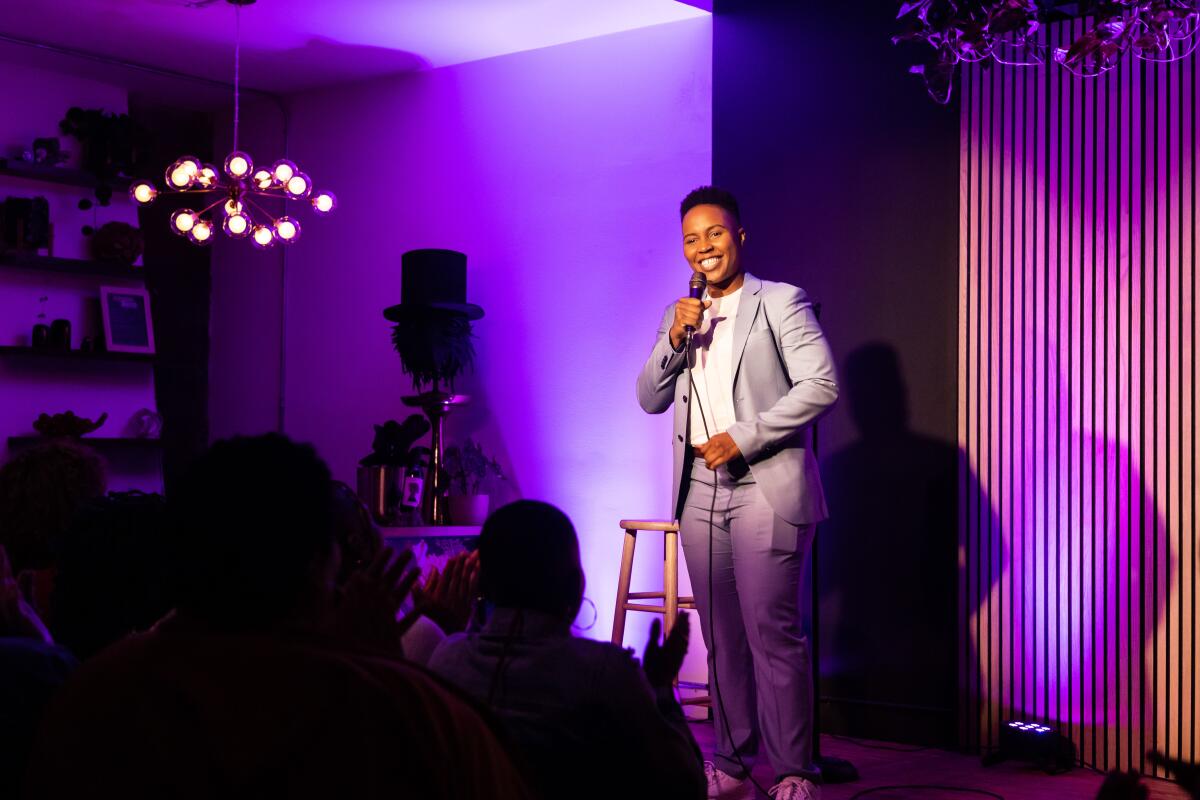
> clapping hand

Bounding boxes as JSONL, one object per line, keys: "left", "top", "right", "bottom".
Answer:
{"left": 0, "top": 545, "right": 52, "bottom": 644}
{"left": 642, "top": 613, "right": 691, "bottom": 690}
{"left": 413, "top": 551, "right": 480, "bottom": 634}
{"left": 336, "top": 546, "right": 421, "bottom": 652}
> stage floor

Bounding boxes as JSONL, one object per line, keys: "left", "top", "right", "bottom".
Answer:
{"left": 691, "top": 722, "right": 1190, "bottom": 800}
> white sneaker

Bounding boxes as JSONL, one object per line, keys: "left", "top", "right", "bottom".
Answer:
{"left": 768, "top": 776, "right": 820, "bottom": 800}
{"left": 704, "top": 761, "right": 754, "bottom": 800}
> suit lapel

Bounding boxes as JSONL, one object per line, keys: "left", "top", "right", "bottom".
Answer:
{"left": 731, "top": 273, "right": 762, "bottom": 387}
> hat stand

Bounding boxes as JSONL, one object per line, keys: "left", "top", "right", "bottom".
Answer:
{"left": 402, "top": 386, "right": 469, "bottom": 525}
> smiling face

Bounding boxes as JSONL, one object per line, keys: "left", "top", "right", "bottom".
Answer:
{"left": 682, "top": 203, "right": 746, "bottom": 294}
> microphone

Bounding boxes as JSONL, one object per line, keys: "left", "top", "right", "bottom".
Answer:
{"left": 685, "top": 272, "right": 707, "bottom": 336}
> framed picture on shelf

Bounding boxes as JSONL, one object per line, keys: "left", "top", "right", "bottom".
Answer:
{"left": 99, "top": 286, "right": 155, "bottom": 354}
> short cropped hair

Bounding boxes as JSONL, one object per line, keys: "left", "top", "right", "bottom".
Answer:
{"left": 0, "top": 440, "right": 107, "bottom": 573}
{"left": 680, "top": 185, "right": 741, "bottom": 224}
{"left": 171, "top": 434, "right": 335, "bottom": 628}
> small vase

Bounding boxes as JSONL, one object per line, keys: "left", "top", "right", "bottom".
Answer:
{"left": 448, "top": 494, "right": 490, "bottom": 526}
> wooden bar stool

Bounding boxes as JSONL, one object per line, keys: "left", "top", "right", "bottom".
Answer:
{"left": 611, "top": 519, "right": 708, "bottom": 707}
{"left": 611, "top": 519, "right": 694, "bottom": 645}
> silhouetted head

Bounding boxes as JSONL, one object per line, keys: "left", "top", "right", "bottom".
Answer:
{"left": 0, "top": 440, "right": 107, "bottom": 573}
{"left": 478, "top": 500, "right": 584, "bottom": 623}
{"left": 171, "top": 434, "right": 337, "bottom": 630}
{"left": 53, "top": 491, "right": 173, "bottom": 659}
{"left": 845, "top": 343, "right": 909, "bottom": 438}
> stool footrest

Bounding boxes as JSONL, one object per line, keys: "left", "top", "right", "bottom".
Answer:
{"left": 622, "top": 603, "right": 670, "bottom": 613}
{"left": 626, "top": 591, "right": 665, "bottom": 600}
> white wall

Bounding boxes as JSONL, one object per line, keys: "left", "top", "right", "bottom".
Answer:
{"left": 212, "top": 18, "right": 713, "bottom": 665}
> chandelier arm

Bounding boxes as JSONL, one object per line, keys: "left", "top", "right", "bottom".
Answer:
{"left": 241, "top": 194, "right": 279, "bottom": 223}
{"left": 197, "top": 195, "right": 229, "bottom": 216}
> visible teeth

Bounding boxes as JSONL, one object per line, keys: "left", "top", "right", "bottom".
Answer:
{"left": 701, "top": 257, "right": 720, "bottom": 267}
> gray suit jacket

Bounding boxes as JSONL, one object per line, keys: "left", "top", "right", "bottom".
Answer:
{"left": 636, "top": 273, "right": 838, "bottom": 525}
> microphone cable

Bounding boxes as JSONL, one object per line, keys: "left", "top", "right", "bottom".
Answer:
{"left": 685, "top": 323, "right": 770, "bottom": 799}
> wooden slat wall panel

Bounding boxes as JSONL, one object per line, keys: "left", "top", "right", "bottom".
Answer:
{"left": 960, "top": 20, "right": 1197, "bottom": 775}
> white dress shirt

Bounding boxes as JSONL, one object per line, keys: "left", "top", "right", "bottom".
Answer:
{"left": 688, "top": 287, "right": 742, "bottom": 446}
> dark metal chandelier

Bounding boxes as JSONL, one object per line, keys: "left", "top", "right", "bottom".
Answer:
{"left": 128, "top": 0, "right": 336, "bottom": 247}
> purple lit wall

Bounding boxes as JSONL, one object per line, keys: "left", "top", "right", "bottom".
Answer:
{"left": 225, "top": 19, "right": 713, "bottom": 652}
{"left": 961, "top": 21, "right": 1196, "bottom": 774}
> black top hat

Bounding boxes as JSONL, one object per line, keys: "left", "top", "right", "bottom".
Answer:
{"left": 383, "top": 249, "right": 484, "bottom": 321}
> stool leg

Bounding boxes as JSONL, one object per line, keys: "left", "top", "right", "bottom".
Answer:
{"left": 664, "top": 529, "right": 679, "bottom": 635}
{"left": 611, "top": 529, "right": 637, "bottom": 645}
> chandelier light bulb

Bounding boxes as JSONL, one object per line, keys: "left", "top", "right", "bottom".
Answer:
{"left": 252, "top": 169, "right": 273, "bottom": 190}
{"left": 196, "top": 164, "right": 219, "bottom": 189}
{"left": 130, "top": 182, "right": 158, "bottom": 205}
{"left": 224, "top": 151, "right": 253, "bottom": 180}
{"left": 166, "top": 162, "right": 193, "bottom": 189}
{"left": 285, "top": 172, "right": 312, "bottom": 198}
{"left": 272, "top": 159, "right": 297, "bottom": 184}
{"left": 170, "top": 209, "right": 197, "bottom": 236}
{"left": 311, "top": 191, "right": 337, "bottom": 215}
{"left": 274, "top": 216, "right": 301, "bottom": 244}
{"left": 224, "top": 212, "right": 251, "bottom": 238}
{"left": 251, "top": 224, "right": 276, "bottom": 249}
{"left": 224, "top": 198, "right": 244, "bottom": 216}
{"left": 188, "top": 219, "right": 214, "bottom": 245}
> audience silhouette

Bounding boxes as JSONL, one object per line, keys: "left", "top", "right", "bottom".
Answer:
{"left": 428, "top": 499, "right": 705, "bottom": 800}
{"left": 22, "top": 434, "right": 531, "bottom": 800}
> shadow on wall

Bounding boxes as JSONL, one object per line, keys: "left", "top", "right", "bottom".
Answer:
{"left": 818, "top": 342, "right": 982, "bottom": 747}
{"left": 239, "top": 37, "right": 430, "bottom": 92}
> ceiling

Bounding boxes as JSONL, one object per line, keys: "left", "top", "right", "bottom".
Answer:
{"left": 0, "top": 0, "right": 709, "bottom": 97}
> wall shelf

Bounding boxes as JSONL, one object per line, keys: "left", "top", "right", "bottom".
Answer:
{"left": 8, "top": 436, "right": 162, "bottom": 450}
{"left": 0, "top": 159, "right": 131, "bottom": 190}
{"left": 0, "top": 345, "right": 154, "bottom": 364}
{"left": 0, "top": 253, "right": 144, "bottom": 281}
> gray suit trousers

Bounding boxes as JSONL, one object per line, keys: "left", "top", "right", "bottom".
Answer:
{"left": 680, "top": 457, "right": 819, "bottom": 782}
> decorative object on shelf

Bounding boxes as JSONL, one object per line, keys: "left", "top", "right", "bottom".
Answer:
{"left": 58, "top": 107, "right": 144, "bottom": 191}
{"left": 90, "top": 221, "right": 144, "bottom": 265}
{"left": 128, "top": 408, "right": 163, "bottom": 439}
{"left": 1, "top": 196, "right": 52, "bottom": 252}
{"left": 386, "top": 249, "right": 483, "bottom": 390}
{"left": 443, "top": 438, "right": 504, "bottom": 526}
{"left": 32, "top": 410, "right": 108, "bottom": 438}
{"left": 48, "top": 319, "right": 71, "bottom": 351}
{"left": 396, "top": 448, "right": 432, "bottom": 527}
{"left": 894, "top": 0, "right": 1200, "bottom": 104}
{"left": 27, "top": 137, "right": 68, "bottom": 167}
{"left": 386, "top": 248, "right": 485, "bottom": 525}
{"left": 357, "top": 415, "right": 432, "bottom": 524}
{"left": 31, "top": 323, "right": 49, "bottom": 348}
{"left": 99, "top": 286, "right": 155, "bottom": 354}
{"left": 79, "top": 335, "right": 105, "bottom": 354}
{"left": 126, "top": 0, "right": 335, "bottom": 248}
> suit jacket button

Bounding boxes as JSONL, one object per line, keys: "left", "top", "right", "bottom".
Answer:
{"left": 681, "top": 395, "right": 687, "bottom": 403}
{"left": 677, "top": 434, "right": 683, "bottom": 442}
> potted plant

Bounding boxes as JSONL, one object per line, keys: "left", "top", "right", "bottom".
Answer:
{"left": 442, "top": 438, "right": 503, "bottom": 526}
